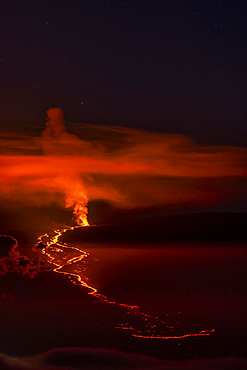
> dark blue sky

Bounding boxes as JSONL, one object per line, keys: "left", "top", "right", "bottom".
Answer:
{"left": 1, "top": 0, "right": 247, "bottom": 146}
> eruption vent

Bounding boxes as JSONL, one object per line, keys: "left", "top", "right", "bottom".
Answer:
{"left": 42, "top": 108, "right": 89, "bottom": 227}
{"left": 65, "top": 182, "right": 89, "bottom": 227}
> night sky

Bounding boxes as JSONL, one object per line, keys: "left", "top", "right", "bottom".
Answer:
{"left": 1, "top": 2, "right": 247, "bottom": 368}
{"left": 1, "top": 0, "right": 247, "bottom": 146}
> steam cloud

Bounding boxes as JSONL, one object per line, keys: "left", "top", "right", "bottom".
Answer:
{"left": 0, "top": 235, "right": 39, "bottom": 278}
{"left": 0, "top": 108, "right": 246, "bottom": 222}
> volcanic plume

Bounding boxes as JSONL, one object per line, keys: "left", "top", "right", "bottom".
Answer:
{"left": 0, "top": 108, "right": 246, "bottom": 226}
{"left": 0, "top": 108, "right": 246, "bottom": 352}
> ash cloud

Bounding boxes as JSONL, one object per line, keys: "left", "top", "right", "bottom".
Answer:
{"left": 40, "top": 107, "right": 104, "bottom": 157}
{"left": 0, "top": 108, "right": 246, "bottom": 219}
{"left": 0, "top": 234, "right": 40, "bottom": 278}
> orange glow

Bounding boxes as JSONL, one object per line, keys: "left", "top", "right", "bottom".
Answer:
{"left": 0, "top": 108, "right": 223, "bottom": 340}
{"left": 0, "top": 111, "right": 246, "bottom": 212}
{"left": 64, "top": 182, "right": 89, "bottom": 226}
{"left": 132, "top": 329, "right": 215, "bottom": 339}
{"left": 36, "top": 226, "right": 215, "bottom": 340}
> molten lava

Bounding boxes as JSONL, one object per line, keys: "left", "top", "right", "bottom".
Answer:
{"left": 35, "top": 213, "right": 215, "bottom": 340}
{"left": 1, "top": 108, "right": 218, "bottom": 340}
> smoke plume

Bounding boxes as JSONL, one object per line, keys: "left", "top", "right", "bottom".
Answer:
{"left": 40, "top": 108, "right": 90, "bottom": 226}
{"left": 0, "top": 108, "right": 246, "bottom": 224}
{"left": 0, "top": 235, "right": 39, "bottom": 278}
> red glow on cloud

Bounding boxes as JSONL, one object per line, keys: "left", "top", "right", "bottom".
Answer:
{"left": 0, "top": 108, "right": 246, "bottom": 219}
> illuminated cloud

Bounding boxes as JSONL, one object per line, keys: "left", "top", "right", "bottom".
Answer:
{"left": 0, "top": 234, "right": 40, "bottom": 278}
{"left": 0, "top": 235, "right": 17, "bottom": 258}
{"left": 0, "top": 108, "right": 246, "bottom": 222}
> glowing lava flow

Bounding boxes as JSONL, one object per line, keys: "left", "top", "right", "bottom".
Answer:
{"left": 36, "top": 227, "right": 97, "bottom": 294}
{"left": 35, "top": 225, "right": 215, "bottom": 340}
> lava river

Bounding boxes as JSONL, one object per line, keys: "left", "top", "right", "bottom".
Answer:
{"left": 35, "top": 226, "right": 215, "bottom": 340}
